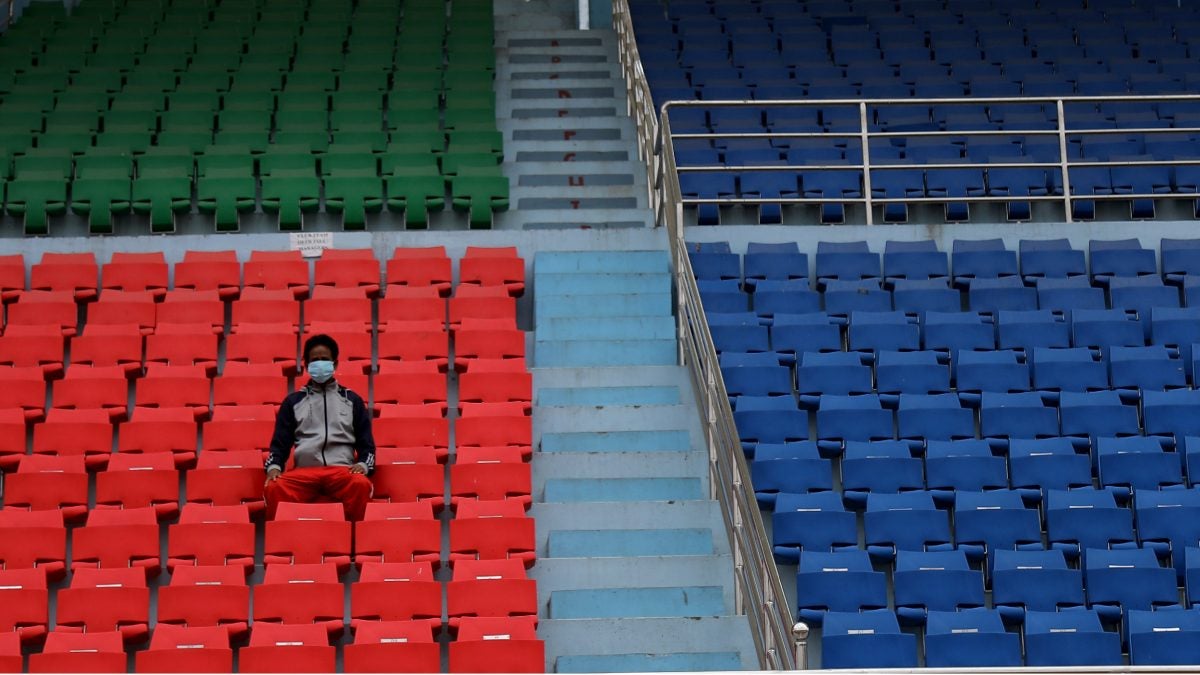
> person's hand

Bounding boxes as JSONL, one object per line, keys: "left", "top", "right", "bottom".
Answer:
{"left": 265, "top": 467, "right": 282, "bottom": 485}
{"left": 349, "top": 463, "right": 367, "bottom": 475}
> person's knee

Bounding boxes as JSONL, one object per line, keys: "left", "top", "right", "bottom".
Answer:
{"left": 347, "top": 474, "right": 373, "bottom": 497}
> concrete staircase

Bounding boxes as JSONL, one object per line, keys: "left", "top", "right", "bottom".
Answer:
{"left": 494, "top": 30, "right": 652, "bottom": 230}
{"left": 529, "top": 250, "right": 758, "bottom": 672}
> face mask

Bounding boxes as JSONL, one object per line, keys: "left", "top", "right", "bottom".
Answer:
{"left": 307, "top": 360, "right": 335, "bottom": 383}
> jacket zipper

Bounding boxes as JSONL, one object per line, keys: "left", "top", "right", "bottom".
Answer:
{"left": 319, "top": 385, "right": 329, "bottom": 466}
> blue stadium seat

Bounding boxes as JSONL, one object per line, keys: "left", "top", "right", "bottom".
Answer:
{"left": 739, "top": 171, "right": 798, "bottom": 224}
{"left": 1089, "top": 238, "right": 1158, "bottom": 287}
{"left": 925, "top": 439, "right": 1007, "bottom": 503}
{"left": 1096, "top": 436, "right": 1185, "bottom": 502}
{"left": 679, "top": 172, "right": 736, "bottom": 225}
{"left": 1108, "top": 345, "right": 1186, "bottom": 400}
{"left": 1111, "top": 164, "right": 1171, "bottom": 219}
{"left": 1110, "top": 276, "right": 1181, "bottom": 337}
{"left": 697, "top": 279, "right": 749, "bottom": 314}
{"left": 1019, "top": 238, "right": 1087, "bottom": 283}
{"left": 992, "top": 550, "right": 1086, "bottom": 625}
{"left": 868, "top": 169, "right": 922, "bottom": 223}
{"left": 995, "top": 309, "right": 1070, "bottom": 354}
{"left": 1023, "top": 609, "right": 1122, "bottom": 666}
{"left": 1150, "top": 307, "right": 1200, "bottom": 372}
{"left": 924, "top": 609, "right": 1021, "bottom": 667}
{"left": 771, "top": 313, "right": 842, "bottom": 364}
{"left": 951, "top": 238, "right": 1019, "bottom": 289}
{"left": 979, "top": 391, "right": 1059, "bottom": 449}
{"left": 815, "top": 394, "right": 894, "bottom": 454}
{"left": 925, "top": 168, "right": 986, "bottom": 222}
{"left": 708, "top": 313, "right": 771, "bottom": 354}
{"left": 882, "top": 240, "right": 948, "bottom": 284}
{"left": 968, "top": 276, "right": 1038, "bottom": 313}
{"left": 720, "top": 363, "right": 791, "bottom": 403}
{"left": 795, "top": 550, "right": 888, "bottom": 624}
{"left": 1059, "top": 390, "right": 1141, "bottom": 451}
{"left": 1143, "top": 388, "right": 1200, "bottom": 448}
{"left": 1070, "top": 308, "right": 1144, "bottom": 354}
{"left": 954, "top": 490, "right": 1042, "bottom": 566}
{"left": 750, "top": 442, "right": 831, "bottom": 508}
{"left": 1036, "top": 276, "right": 1106, "bottom": 315}
{"left": 841, "top": 440, "right": 923, "bottom": 508}
{"left": 892, "top": 548, "right": 984, "bottom": 624}
{"left": 733, "top": 395, "right": 808, "bottom": 456}
{"left": 1085, "top": 547, "right": 1180, "bottom": 624}
{"left": 847, "top": 311, "right": 919, "bottom": 357}
{"left": 743, "top": 242, "right": 807, "bottom": 290}
{"left": 800, "top": 170, "right": 862, "bottom": 224}
{"left": 1030, "top": 346, "right": 1108, "bottom": 401}
{"left": 1135, "top": 488, "right": 1200, "bottom": 583}
{"left": 896, "top": 393, "right": 974, "bottom": 448}
{"left": 814, "top": 241, "right": 880, "bottom": 286}
{"left": 687, "top": 246, "right": 739, "bottom": 280}
{"left": 892, "top": 279, "right": 960, "bottom": 316}
{"left": 1046, "top": 488, "right": 1137, "bottom": 562}
{"left": 771, "top": 491, "right": 857, "bottom": 563}
{"left": 1066, "top": 166, "right": 1113, "bottom": 220}
{"left": 821, "top": 610, "right": 916, "bottom": 669}
{"left": 1128, "top": 608, "right": 1200, "bottom": 665}
{"left": 864, "top": 492, "right": 954, "bottom": 564}
{"left": 1009, "top": 437, "right": 1093, "bottom": 503}
{"left": 751, "top": 280, "right": 819, "bottom": 324}
{"left": 822, "top": 279, "right": 891, "bottom": 316}
{"left": 875, "top": 350, "right": 950, "bottom": 406}
{"left": 795, "top": 351, "right": 872, "bottom": 408}
{"left": 985, "top": 167, "right": 1050, "bottom": 221}
{"left": 922, "top": 311, "right": 996, "bottom": 359}
{"left": 1161, "top": 238, "right": 1200, "bottom": 285}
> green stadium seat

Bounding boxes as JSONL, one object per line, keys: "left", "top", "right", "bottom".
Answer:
{"left": 442, "top": 151, "right": 500, "bottom": 176}
{"left": 451, "top": 174, "right": 509, "bottom": 229}
{"left": 70, "top": 154, "right": 133, "bottom": 233}
{"left": 386, "top": 171, "right": 445, "bottom": 228}
{"left": 325, "top": 175, "right": 385, "bottom": 230}
{"left": 261, "top": 172, "right": 320, "bottom": 231}
{"left": 277, "top": 91, "right": 327, "bottom": 113}
{"left": 5, "top": 173, "right": 67, "bottom": 234}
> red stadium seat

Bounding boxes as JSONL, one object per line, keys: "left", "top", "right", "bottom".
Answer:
{"left": 0, "top": 365, "right": 47, "bottom": 423}
{"left": 239, "top": 623, "right": 335, "bottom": 674}
{"left": 167, "top": 504, "right": 255, "bottom": 574}
{"left": 253, "top": 563, "right": 345, "bottom": 638}
{"left": 31, "top": 408, "right": 114, "bottom": 470}
{"left": 370, "top": 451, "right": 446, "bottom": 509}
{"left": 71, "top": 506, "right": 161, "bottom": 578}
{"left": 449, "top": 286, "right": 517, "bottom": 331}
{"left": 374, "top": 405, "right": 450, "bottom": 463}
{"left": 372, "top": 364, "right": 448, "bottom": 411}
{"left": 0, "top": 631, "right": 20, "bottom": 673}
{"left": 264, "top": 502, "right": 353, "bottom": 574}
{"left": 95, "top": 452, "right": 180, "bottom": 520}
{"left": 306, "top": 286, "right": 372, "bottom": 328}
{"left": 224, "top": 324, "right": 299, "bottom": 375}
{"left": 0, "top": 409, "right": 24, "bottom": 471}
{"left": 460, "top": 246, "right": 525, "bottom": 297}
{"left": 230, "top": 287, "right": 301, "bottom": 331}
{"left": 7, "top": 290, "right": 78, "bottom": 336}
{"left": 185, "top": 449, "right": 267, "bottom": 517}
{"left": 0, "top": 254, "right": 25, "bottom": 303}
{"left": 344, "top": 620, "right": 440, "bottom": 674}
{"left": 87, "top": 290, "right": 157, "bottom": 334}
{"left": 386, "top": 246, "right": 452, "bottom": 296}
{"left": 450, "top": 500, "right": 536, "bottom": 568}
{"left": 212, "top": 361, "right": 289, "bottom": 408}
{"left": 353, "top": 501, "right": 441, "bottom": 566}
{"left": 69, "top": 324, "right": 144, "bottom": 374}
{"left": 336, "top": 369, "right": 369, "bottom": 403}
{"left": 304, "top": 321, "right": 373, "bottom": 373}
{"left": 28, "top": 631, "right": 125, "bottom": 673}
{"left": 450, "top": 446, "right": 532, "bottom": 510}
{"left": 244, "top": 250, "right": 310, "bottom": 300}
{"left": 101, "top": 252, "right": 168, "bottom": 300}
{"left": 0, "top": 568, "right": 48, "bottom": 645}
{"left": 350, "top": 562, "right": 442, "bottom": 631}
{"left": 52, "top": 365, "right": 130, "bottom": 421}
{"left": 155, "top": 289, "right": 224, "bottom": 334}
{"left": 202, "top": 406, "right": 276, "bottom": 453}
{"left": 157, "top": 565, "right": 250, "bottom": 641}
{"left": 457, "top": 413, "right": 533, "bottom": 460}
{"left": 378, "top": 322, "right": 450, "bottom": 370}
{"left": 144, "top": 324, "right": 219, "bottom": 373}
{"left": 56, "top": 566, "right": 150, "bottom": 643}
{"left": 378, "top": 285, "right": 447, "bottom": 325}
{"left": 135, "top": 364, "right": 211, "bottom": 420}
{"left": 464, "top": 357, "right": 529, "bottom": 373}
{"left": 0, "top": 508, "right": 67, "bottom": 581}
{"left": 459, "top": 370, "right": 532, "bottom": 411}
{"left": 3, "top": 454, "right": 89, "bottom": 523}
{"left": 455, "top": 327, "right": 526, "bottom": 371}
{"left": 134, "top": 624, "right": 233, "bottom": 674}
{"left": 0, "top": 325, "right": 66, "bottom": 378}
{"left": 30, "top": 251, "right": 98, "bottom": 302}
{"left": 449, "top": 616, "right": 543, "bottom": 674}
{"left": 118, "top": 406, "right": 199, "bottom": 468}
{"left": 447, "top": 558, "right": 538, "bottom": 630}
{"left": 314, "top": 249, "right": 381, "bottom": 297}
{"left": 173, "top": 250, "right": 240, "bottom": 300}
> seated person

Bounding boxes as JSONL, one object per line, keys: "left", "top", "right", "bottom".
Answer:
{"left": 264, "top": 334, "right": 375, "bottom": 521}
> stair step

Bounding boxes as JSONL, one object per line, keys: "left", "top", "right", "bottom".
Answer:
{"left": 534, "top": 452, "right": 706, "bottom": 484}
{"left": 541, "top": 429, "right": 691, "bottom": 453}
{"left": 556, "top": 651, "right": 745, "bottom": 673}
{"left": 540, "top": 617, "right": 757, "bottom": 668}
{"left": 510, "top": 70, "right": 614, "bottom": 81}
{"left": 519, "top": 174, "right": 634, "bottom": 187}
{"left": 509, "top": 86, "right": 616, "bottom": 99}
{"left": 543, "top": 477, "right": 704, "bottom": 502}
{"left": 547, "top": 528, "right": 715, "bottom": 557}
{"left": 535, "top": 250, "right": 669, "bottom": 273}
{"left": 536, "top": 272, "right": 668, "bottom": 294}
{"left": 508, "top": 53, "right": 609, "bottom": 64}
{"left": 508, "top": 139, "right": 631, "bottom": 153}
{"left": 536, "top": 316, "right": 675, "bottom": 341}
{"left": 513, "top": 128, "right": 623, "bottom": 141}
{"left": 515, "top": 150, "right": 629, "bottom": 162}
{"left": 534, "top": 291, "right": 671, "bottom": 317}
{"left": 535, "top": 338, "right": 677, "bottom": 366}
{"left": 549, "top": 586, "right": 726, "bottom": 619}
{"left": 537, "top": 385, "right": 681, "bottom": 407}
{"left": 507, "top": 36, "right": 606, "bottom": 48}
{"left": 504, "top": 160, "right": 644, "bottom": 175}
{"left": 508, "top": 106, "right": 620, "bottom": 119}
{"left": 505, "top": 117, "right": 631, "bottom": 132}
{"left": 522, "top": 219, "right": 650, "bottom": 229}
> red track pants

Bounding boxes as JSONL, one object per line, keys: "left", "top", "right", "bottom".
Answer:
{"left": 264, "top": 466, "right": 373, "bottom": 521}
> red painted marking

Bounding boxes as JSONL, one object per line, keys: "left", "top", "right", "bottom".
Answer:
{"left": 550, "top": 73, "right": 559, "bottom": 79}
{"left": 557, "top": 89, "right": 572, "bottom": 98}
{"left": 551, "top": 56, "right": 562, "bottom": 63}
{"left": 570, "top": 200, "right": 581, "bottom": 209}
{"left": 563, "top": 130, "right": 577, "bottom": 141}
{"left": 551, "top": 39, "right": 560, "bottom": 46}
{"left": 557, "top": 109, "right": 569, "bottom": 117}
{"left": 563, "top": 153, "right": 576, "bottom": 162}
{"left": 568, "top": 176, "right": 586, "bottom": 186}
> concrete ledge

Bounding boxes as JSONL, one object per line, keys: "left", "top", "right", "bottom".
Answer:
{"left": 548, "top": 586, "right": 727, "bottom": 619}
{"left": 534, "top": 291, "right": 672, "bottom": 317}
{"left": 546, "top": 528, "right": 715, "bottom": 558}
{"left": 540, "top": 429, "right": 691, "bottom": 452}
{"left": 534, "top": 250, "right": 670, "bottom": 273}
{"left": 539, "top": 616, "right": 759, "bottom": 668}
{"left": 536, "top": 385, "right": 681, "bottom": 407}
{"left": 555, "top": 651, "right": 744, "bottom": 673}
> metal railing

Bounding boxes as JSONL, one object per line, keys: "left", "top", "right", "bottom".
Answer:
{"left": 612, "top": 0, "right": 663, "bottom": 219}
{"left": 660, "top": 95, "right": 1200, "bottom": 225}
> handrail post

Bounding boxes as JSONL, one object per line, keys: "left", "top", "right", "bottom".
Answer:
{"left": 859, "top": 101, "right": 874, "bottom": 225}
{"left": 793, "top": 622, "right": 810, "bottom": 670}
{"left": 1056, "top": 98, "right": 1074, "bottom": 223}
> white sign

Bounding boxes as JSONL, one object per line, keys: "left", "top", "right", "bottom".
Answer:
{"left": 289, "top": 232, "right": 333, "bottom": 258}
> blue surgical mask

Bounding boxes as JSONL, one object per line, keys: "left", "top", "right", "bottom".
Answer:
{"left": 307, "top": 360, "right": 335, "bottom": 383}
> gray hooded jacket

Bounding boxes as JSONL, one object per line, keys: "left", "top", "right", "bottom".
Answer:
{"left": 265, "top": 379, "right": 376, "bottom": 474}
